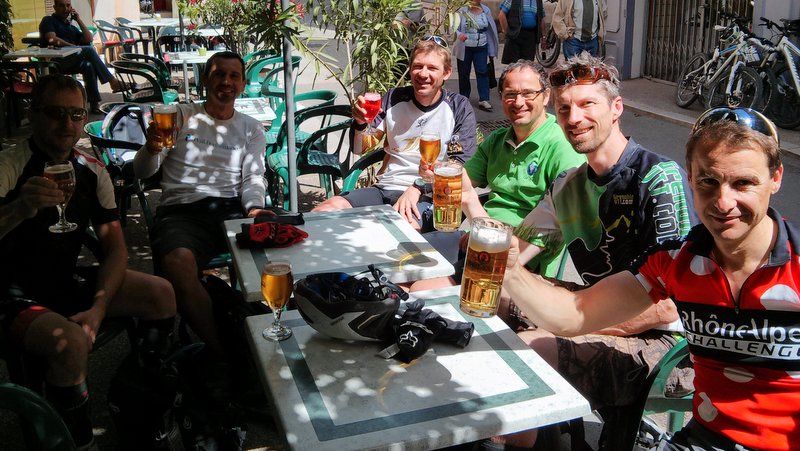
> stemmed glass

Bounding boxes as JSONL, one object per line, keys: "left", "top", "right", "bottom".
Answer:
{"left": 362, "top": 92, "right": 382, "bottom": 136}
{"left": 261, "top": 260, "right": 294, "bottom": 341}
{"left": 43, "top": 161, "right": 77, "bottom": 233}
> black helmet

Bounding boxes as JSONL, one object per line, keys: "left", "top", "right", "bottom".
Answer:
{"left": 294, "top": 265, "right": 408, "bottom": 341}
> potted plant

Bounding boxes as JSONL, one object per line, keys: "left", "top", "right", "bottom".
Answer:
{"left": 0, "top": 0, "right": 13, "bottom": 56}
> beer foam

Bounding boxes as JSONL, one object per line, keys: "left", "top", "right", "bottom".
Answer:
{"left": 364, "top": 92, "right": 381, "bottom": 101}
{"left": 45, "top": 164, "right": 72, "bottom": 174}
{"left": 470, "top": 227, "right": 509, "bottom": 252}
{"left": 435, "top": 166, "right": 461, "bottom": 177}
{"left": 154, "top": 104, "right": 177, "bottom": 114}
{"left": 263, "top": 263, "right": 291, "bottom": 275}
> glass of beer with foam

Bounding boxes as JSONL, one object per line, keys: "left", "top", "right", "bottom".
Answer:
{"left": 419, "top": 130, "right": 440, "bottom": 182}
{"left": 43, "top": 160, "right": 77, "bottom": 233}
{"left": 152, "top": 103, "right": 178, "bottom": 151}
{"left": 261, "top": 260, "right": 294, "bottom": 341}
{"left": 433, "top": 160, "right": 462, "bottom": 232}
{"left": 460, "top": 218, "right": 513, "bottom": 317}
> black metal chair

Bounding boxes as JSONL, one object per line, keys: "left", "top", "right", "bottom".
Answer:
{"left": 116, "top": 17, "right": 151, "bottom": 55}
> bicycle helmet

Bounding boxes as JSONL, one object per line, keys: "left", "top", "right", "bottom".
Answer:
{"left": 294, "top": 265, "right": 408, "bottom": 341}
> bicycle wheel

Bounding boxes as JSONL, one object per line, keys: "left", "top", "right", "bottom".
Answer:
{"left": 756, "top": 66, "right": 779, "bottom": 113}
{"left": 536, "top": 28, "right": 561, "bottom": 68}
{"left": 676, "top": 52, "right": 709, "bottom": 108}
{"left": 705, "top": 66, "right": 762, "bottom": 109}
{"left": 769, "top": 63, "right": 800, "bottom": 130}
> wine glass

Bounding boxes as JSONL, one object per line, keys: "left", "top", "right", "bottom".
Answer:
{"left": 362, "top": 92, "right": 381, "bottom": 136}
{"left": 261, "top": 260, "right": 294, "bottom": 341}
{"left": 43, "top": 161, "right": 77, "bottom": 233}
{"left": 419, "top": 130, "right": 441, "bottom": 183}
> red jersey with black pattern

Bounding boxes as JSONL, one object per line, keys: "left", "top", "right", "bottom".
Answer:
{"left": 630, "top": 208, "right": 800, "bottom": 451}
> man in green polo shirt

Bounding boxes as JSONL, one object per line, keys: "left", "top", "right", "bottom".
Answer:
{"left": 414, "top": 60, "right": 584, "bottom": 290}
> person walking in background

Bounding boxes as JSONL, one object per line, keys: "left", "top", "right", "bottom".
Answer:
{"left": 552, "top": 0, "right": 607, "bottom": 59}
{"left": 499, "top": 0, "right": 544, "bottom": 64}
{"left": 453, "top": 0, "right": 499, "bottom": 112}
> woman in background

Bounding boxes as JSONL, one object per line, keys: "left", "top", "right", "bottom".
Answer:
{"left": 453, "top": 0, "right": 499, "bottom": 111}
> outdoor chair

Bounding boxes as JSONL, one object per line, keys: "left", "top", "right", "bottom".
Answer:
{"left": 267, "top": 104, "right": 358, "bottom": 209}
{"left": 111, "top": 59, "right": 177, "bottom": 104}
{"left": 84, "top": 103, "right": 150, "bottom": 225}
{"left": 116, "top": 17, "right": 152, "bottom": 55}
{"left": 243, "top": 49, "right": 277, "bottom": 72}
{"left": 93, "top": 19, "right": 127, "bottom": 62}
{"left": 264, "top": 89, "right": 337, "bottom": 148}
{"left": 0, "top": 383, "right": 76, "bottom": 451}
{"left": 0, "top": 60, "right": 59, "bottom": 135}
{"left": 119, "top": 52, "right": 183, "bottom": 91}
{"left": 155, "top": 26, "right": 184, "bottom": 60}
{"left": 259, "top": 61, "right": 301, "bottom": 111}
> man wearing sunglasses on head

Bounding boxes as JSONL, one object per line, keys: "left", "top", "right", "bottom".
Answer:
{"left": 0, "top": 75, "right": 176, "bottom": 451}
{"left": 312, "top": 38, "right": 477, "bottom": 232}
{"left": 489, "top": 54, "right": 697, "bottom": 449}
{"left": 501, "top": 107, "right": 798, "bottom": 451}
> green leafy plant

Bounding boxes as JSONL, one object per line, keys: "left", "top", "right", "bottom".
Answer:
{"left": 246, "top": 0, "right": 304, "bottom": 55}
{"left": 0, "top": 0, "right": 13, "bottom": 55}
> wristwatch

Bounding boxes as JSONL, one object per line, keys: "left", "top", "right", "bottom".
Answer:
{"left": 412, "top": 178, "right": 428, "bottom": 194}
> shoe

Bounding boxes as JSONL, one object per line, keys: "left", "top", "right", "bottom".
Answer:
{"left": 478, "top": 100, "right": 493, "bottom": 111}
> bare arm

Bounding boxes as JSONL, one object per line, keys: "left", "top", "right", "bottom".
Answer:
{"left": 503, "top": 251, "right": 653, "bottom": 336}
{"left": 133, "top": 123, "right": 166, "bottom": 179}
{"left": 592, "top": 298, "right": 679, "bottom": 336}
{"left": 69, "top": 220, "right": 127, "bottom": 346}
{"left": 498, "top": 11, "right": 509, "bottom": 35}
{"left": 460, "top": 172, "right": 490, "bottom": 221}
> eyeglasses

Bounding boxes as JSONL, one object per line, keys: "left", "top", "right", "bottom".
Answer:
{"left": 421, "top": 35, "right": 448, "bottom": 48}
{"left": 549, "top": 65, "right": 611, "bottom": 87}
{"left": 692, "top": 107, "right": 780, "bottom": 145}
{"left": 34, "top": 106, "right": 88, "bottom": 122}
{"left": 501, "top": 88, "right": 547, "bottom": 102}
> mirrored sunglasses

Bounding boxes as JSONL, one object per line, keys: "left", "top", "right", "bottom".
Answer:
{"left": 692, "top": 107, "right": 780, "bottom": 146}
{"left": 34, "top": 106, "right": 88, "bottom": 122}
{"left": 549, "top": 65, "right": 611, "bottom": 87}
{"left": 421, "top": 35, "right": 448, "bottom": 48}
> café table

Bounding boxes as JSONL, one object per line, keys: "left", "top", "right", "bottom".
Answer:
{"left": 245, "top": 286, "right": 592, "bottom": 450}
{"left": 2, "top": 47, "right": 82, "bottom": 75}
{"left": 125, "top": 17, "right": 181, "bottom": 54}
{"left": 192, "top": 97, "right": 276, "bottom": 124}
{"left": 166, "top": 50, "right": 221, "bottom": 98}
{"left": 223, "top": 205, "right": 457, "bottom": 302}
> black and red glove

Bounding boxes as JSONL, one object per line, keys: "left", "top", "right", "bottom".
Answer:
{"left": 235, "top": 221, "right": 308, "bottom": 248}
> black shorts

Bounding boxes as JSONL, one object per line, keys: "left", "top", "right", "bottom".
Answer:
{"left": 151, "top": 197, "right": 244, "bottom": 270}
{"left": 0, "top": 269, "right": 98, "bottom": 353}
{"left": 341, "top": 186, "right": 435, "bottom": 230}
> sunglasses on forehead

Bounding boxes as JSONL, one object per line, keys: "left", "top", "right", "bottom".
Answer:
{"left": 549, "top": 65, "right": 611, "bottom": 87}
{"left": 33, "top": 106, "right": 88, "bottom": 122}
{"left": 692, "top": 107, "right": 780, "bottom": 146}
{"left": 421, "top": 35, "right": 448, "bottom": 48}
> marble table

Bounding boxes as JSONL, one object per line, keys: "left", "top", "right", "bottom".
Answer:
{"left": 2, "top": 47, "right": 81, "bottom": 60}
{"left": 245, "top": 286, "right": 592, "bottom": 450}
{"left": 223, "top": 205, "right": 456, "bottom": 302}
{"left": 165, "top": 50, "right": 221, "bottom": 98}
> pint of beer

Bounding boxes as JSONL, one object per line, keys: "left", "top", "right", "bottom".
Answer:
{"left": 152, "top": 103, "right": 178, "bottom": 151}
{"left": 433, "top": 161, "right": 462, "bottom": 232}
{"left": 460, "top": 218, "right": 513, "bottom": 317}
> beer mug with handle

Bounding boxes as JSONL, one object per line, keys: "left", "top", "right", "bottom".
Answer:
{"left": 152, "top": 103, "right": 178, "bottom": 152}
{"left": 460, "top": 218, "right": 513, "bottom": 317}
{"left": 433, "top": 160, "right": 462, "bottom": 232}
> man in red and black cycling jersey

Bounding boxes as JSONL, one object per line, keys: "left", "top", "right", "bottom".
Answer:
{"left": 503, "top": 107, "right": 799, "bottom": 451}
{"left": 0, "top": 75, "right": 175, "bottom": 450}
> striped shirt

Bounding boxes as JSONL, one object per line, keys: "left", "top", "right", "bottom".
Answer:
{"left": 571, "top": 0, "right": 600, "bottom": 41}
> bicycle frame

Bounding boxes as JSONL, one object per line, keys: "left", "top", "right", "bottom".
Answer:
{"left": 776, "top": 36, "right": 800, "bottom": 94}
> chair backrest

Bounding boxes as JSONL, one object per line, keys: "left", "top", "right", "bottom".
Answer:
{"left": 267, "top": 89, "right": 337, "bottom": 139}
{"left": 243, "top": 49, "right": 277, "bottom": 70}
{"left": 260, "top": 58, "right": 302, "bottom": 111}
{"left": 0, "top": 383, "right": 76, "bottom": 450}
{"left": 111, "top": 60, "right": 166, "bottom": 103}
{"left": 119, "top": 52, "right": 171, "bottom": 88}
{"left": 155, "top": 26, "right": 183, "bottom": 58}
{"left": 93, "top": 19, "right": 122, "bottom": 44}
{"left": 294, "top": 104, "right": 354, "bottom": 166}
{"left": 245, "top": 55, "right": 298, "bottom": 88}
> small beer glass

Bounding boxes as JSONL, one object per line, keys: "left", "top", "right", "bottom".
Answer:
{"left": 261, "top": 260, "right": 294, "bottom": 341}
{"left": 460, "top": 218, "right": 513, "bottom": 317}
{"left": 419, "top": 130, "right": 441, "bottom": 182}
{"left": 433, "top": 160, "right": 463, "bottom": 232}
{"left": 152, "top": 103, "right": 178, "bottom": 151}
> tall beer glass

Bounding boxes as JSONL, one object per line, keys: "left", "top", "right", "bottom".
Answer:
{"left": 460, "top": 218, "right": 513, "bottom": 317}
{"left": 152, "top": 103, "right": 178, "bottom": 151}
{"left": 433, "top": 160, "right": 462, "bottom": 232}
{"left": 261, "top": 260, "right": 294, "bottom": 341}
{"left": 43, "top": 161, "right": 77, "bottom": 233}
{"left": 419, "top": 131, "right": 440, "bottom": 182}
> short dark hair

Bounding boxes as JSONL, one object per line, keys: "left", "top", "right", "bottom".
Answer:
{"left": 203, "top": 51, "right": 246, "bottom": 80}
{"left": 31, "top": 74, "right": 87, "bottom": 109}
{"left": 498, "top": 59, "right": 548, "bottom": 94}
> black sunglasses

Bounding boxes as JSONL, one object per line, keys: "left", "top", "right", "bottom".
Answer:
{"left": 692, "top": 107, "right": 779, "bottom": 146}
{"left": 34, "top": 106, "right": 88, "bottom": 122}
{"left": 421, "top": 35, "right": 448, "bottom": 48}
{"left": 549, "top": 65, "right": 611, "bottom": 87}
